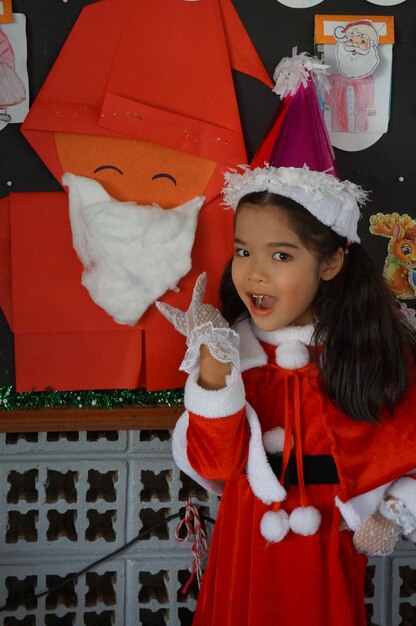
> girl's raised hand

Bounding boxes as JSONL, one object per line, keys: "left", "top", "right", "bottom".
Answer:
{"left": 156, "top": 273, "right": 240, "bottom": 373}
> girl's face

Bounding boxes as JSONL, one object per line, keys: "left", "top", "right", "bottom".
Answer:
{"left": 231, "top": 203, "right": 343, "bottom": 331}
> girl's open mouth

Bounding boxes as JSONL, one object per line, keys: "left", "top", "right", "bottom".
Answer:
{"left": 250, "top": 294, "right": 277, "bottom": 313}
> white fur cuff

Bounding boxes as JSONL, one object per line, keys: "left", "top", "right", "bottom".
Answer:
{"left": 172, "top": 411, "right": 223, "bottom": 496}
{"left": 184, "top": 367, "right": 245, "bottom": 418}
{"left": 387, "top": 476, "right": 416, "bottom": 519}
{"left": 335, "top": 481, "right": 392, "bottom": 531}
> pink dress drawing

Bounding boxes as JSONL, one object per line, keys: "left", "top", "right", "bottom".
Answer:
{"left": 0, "top": 29, "right": 25, "bottom": 121}
{"left": 325, "top": 74, "right": 375, "bottom": 133}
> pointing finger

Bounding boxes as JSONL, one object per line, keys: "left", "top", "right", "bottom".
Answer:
{"left": 191, "top": 272, "right": 207, "bottom": 306}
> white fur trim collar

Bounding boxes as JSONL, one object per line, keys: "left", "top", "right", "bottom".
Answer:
{"left": 234, "top": 318, "right": 315, "bottom": 372}
{"left": 253, "top": 324, "right": 315, "bottom": 346}
{"left": 234, "top": 318, "right": 268, "bottom": 372}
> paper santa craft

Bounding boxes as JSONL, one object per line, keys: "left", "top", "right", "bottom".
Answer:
{"left": 0, "top": 0, "right": 272, "bottom": 391}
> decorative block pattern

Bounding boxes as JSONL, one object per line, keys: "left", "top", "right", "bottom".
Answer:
{"left": 392, "top": 555, "right": 416, "bottom": 626}
{"left": 0, "top": 429, "right": 218, "bottom": 625}
{"left": 0, "top": 562, "right": 123, "bottom": 625}
{"left": 0, "top": 428, "right": 414, "bottom": 625}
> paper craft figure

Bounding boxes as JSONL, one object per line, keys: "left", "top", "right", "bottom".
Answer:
{"left": 321, "top": 21, "right": 378, "bottom": 134}
{"left": 0, "top": 0, "right": 272, "bottom": 392}
{"left": 369, "top": 212, "right": 416, "bottom": 299}
{"left": 0, "top": 15, "right": 28, "bottom": 124}
{"left": 0, "top": 30, "right": 25, "bottom": 122}
{"left": 315, "top": 14, "right": 394, "bottom": 150}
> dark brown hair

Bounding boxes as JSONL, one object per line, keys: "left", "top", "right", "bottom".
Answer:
{"left": 220, "top": 191, "right": 416, "bottom": 422}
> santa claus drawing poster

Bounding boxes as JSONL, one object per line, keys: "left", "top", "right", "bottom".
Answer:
{"left": 315, "top": 15, "right": 394, "bottom": 152}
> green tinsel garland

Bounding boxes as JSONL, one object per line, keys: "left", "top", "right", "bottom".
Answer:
{"left": 0, "top": 386, "right": 184, "bottom": 411}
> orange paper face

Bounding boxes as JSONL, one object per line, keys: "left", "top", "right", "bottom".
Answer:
{"left": 55, "top": 133, "right": 217, "bottom": 206}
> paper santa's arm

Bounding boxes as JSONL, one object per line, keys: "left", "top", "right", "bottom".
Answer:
{"left": 172, "top": 366, "right": 249, "bottom": 485}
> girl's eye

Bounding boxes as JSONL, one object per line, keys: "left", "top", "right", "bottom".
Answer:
{"left": 234, "top": 248, "right": 249, "bottom": 257}
{"left": 273, "top": 251, "right": 291, "bottom": 261}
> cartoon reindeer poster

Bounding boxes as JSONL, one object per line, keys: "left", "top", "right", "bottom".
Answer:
{"left": 370, "top": 212, "right": 416, "bottom": 299}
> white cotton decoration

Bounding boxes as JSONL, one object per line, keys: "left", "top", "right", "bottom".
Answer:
{"left": 263, "top": 426, "right": 293, "bottom": 454}
{"left": 62, "top": 172, "right": 204, "bottom": 325}
{"left": 260, "top": 510, "right": 290, "bottom": 543}
{"left": 273, "top": 52, "right": 330, "bottom": 99}
{"left": 275, "top": 340, "right": 310, "bottom": 370}
{"left": 289, "top": 506, "right": 321, "bottom": 536}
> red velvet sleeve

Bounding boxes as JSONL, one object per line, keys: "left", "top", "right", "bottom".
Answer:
{"left": 323, "top": 381, "right": 416, "bottom": 501}
{"left": 186, "top": 408, "right": 249, "bottom": 481}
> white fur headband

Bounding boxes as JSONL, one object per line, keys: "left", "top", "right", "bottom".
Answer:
{"left": 222, "top": 164, "right": 369, "bottom": 243}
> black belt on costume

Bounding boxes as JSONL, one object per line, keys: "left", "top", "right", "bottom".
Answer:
{"left": 266, "top": 453, "right": 339, "bottom": 487}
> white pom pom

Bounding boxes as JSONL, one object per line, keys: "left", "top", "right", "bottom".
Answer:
{"left": 262, "top": 427, "right": 293, "bottom": 453}
{"left": 334, "top": 26, "right": 346, "bottom": 41}
{"left": 275, "top": 340, "right": 309, "bottom": 370}
{"left": 289, "top": 506, "right": 321, "bottom": 536}
{"left": 260, "top": 510, "right": 290, "bottom": 543}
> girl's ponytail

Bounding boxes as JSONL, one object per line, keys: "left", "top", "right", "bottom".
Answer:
{"left": 313, "top": 243, "right": 416, "bottom": 422}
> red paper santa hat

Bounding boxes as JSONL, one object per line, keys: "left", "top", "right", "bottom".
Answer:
{"left": 334, "top": 21, "right": 379, "bottom": 45}
{"left": 21, "top": 0, "right": 273, "bottom": 182}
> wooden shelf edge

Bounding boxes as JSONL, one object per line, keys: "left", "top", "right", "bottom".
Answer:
{"left": 0, "top": 406, "right": 184, "bottom": 433}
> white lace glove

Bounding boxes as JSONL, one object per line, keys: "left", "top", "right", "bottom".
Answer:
{"left": 353, "top": 497, "right": 416, "bottom": 556}
{"left": 156, "top": 273, "right": 239, "bottom": 373}
{"left": 353, "top": 511, "right": 401, "bottom": 556}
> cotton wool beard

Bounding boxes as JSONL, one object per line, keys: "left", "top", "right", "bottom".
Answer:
{"left": 63, "top": 173, "right": 205, "bottom": 325}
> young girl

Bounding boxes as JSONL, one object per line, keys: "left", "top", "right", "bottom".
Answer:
{"left": 157, "top": 165, "right": 416, "bottom": 626}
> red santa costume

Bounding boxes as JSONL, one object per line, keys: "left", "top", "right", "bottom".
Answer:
{"left": 173, "top": 319, "right": 416, "bottom": 626}
{"left": 160, "top": 165, "right": 416, "bottom": 626}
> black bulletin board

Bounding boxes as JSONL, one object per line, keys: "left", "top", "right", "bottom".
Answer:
{"left": 1, "top": 0, "right": 416, "bottom": 388}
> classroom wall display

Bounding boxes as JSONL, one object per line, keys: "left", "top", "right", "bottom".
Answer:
{"left": 315, "top": 14, "right": 394, "bottom": 152}
{"left": 0, "top": 14, "right": 28, "bottom": 129}
{"left": 0, "top": 0, "right": 415, "bottom": 401}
